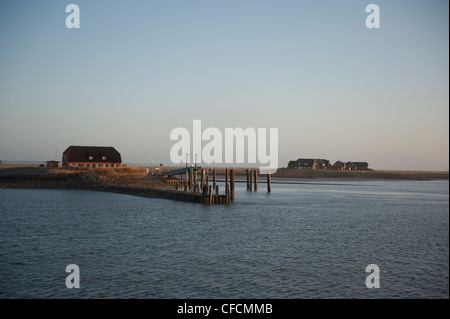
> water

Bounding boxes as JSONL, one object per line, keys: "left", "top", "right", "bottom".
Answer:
{"left": 0, "top": 180, "right": 448, "bottom": 298}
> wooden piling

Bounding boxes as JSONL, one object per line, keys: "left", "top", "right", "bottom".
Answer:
{"left": 230, "top": 169, "right": 235, "bottom": 201}
{"left": 187, "top": 169, "right": 190, "bottom": 189}
{"left": 201, "top": 184, "right": 208, "bottom": 203}
{"left": 225, "top": 169, "right": 229, "bottom": 189}
{"left": 201, "top": 168, "right": 205, "bottom": 189}
{"left": 246, "top": 169, "right": 250, "bottom": 191}
{"left": 213, "top": 169, "right": 217, "bottom": 188}
{"left": 216, "top": 185, "right": 219, "bottom": 195}
{"left": 225, "top": 174, "right": 229, "bottom": 199}
{"left": 267, "top": 173, "right": 271, "bottom": 193}
{"left": 226, "top": 184, "right": 230, "bottom": 204}
{"left": 249, "top": 169, "right": 253, "bottom": 192}
{"left": 254, "top": 169, "right": 258, "bottom": 191}
{"left": 209, "top": 185, "right": 213, "bottom": 205}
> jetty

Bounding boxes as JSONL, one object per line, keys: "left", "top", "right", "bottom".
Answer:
{"left": 159, "top": 166, "right": 273, "bottom": 204}
{"left": 161, "top": 167, "right": 235, "bottom": 205}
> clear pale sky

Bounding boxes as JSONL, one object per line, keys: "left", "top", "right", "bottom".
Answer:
{"left": 0, "top": 0, "right": 448, "bottom": 170}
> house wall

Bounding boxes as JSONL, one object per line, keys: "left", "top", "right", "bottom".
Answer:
{"left": 66, "top": 162, "right": 121, "bottom": 168}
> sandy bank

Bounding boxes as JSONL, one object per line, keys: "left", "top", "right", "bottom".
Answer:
{"left": 0, "top": 167, "right": 175, "bottom": 199}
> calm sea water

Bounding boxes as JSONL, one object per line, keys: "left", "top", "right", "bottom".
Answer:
{"left": 0, "top": 180, "right": 448, "bottom": 298}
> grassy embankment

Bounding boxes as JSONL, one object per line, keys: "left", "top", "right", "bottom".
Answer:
{"left": 0, "top": 166, "right": 174, "bottom": 198}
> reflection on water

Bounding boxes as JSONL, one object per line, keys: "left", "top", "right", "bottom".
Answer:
{"left": 0, "top": 180, "right": 448, "bottom": 298}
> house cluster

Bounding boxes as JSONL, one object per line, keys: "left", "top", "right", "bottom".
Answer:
{"left": 288, "top": 158, "right": 369, "bottom": 171}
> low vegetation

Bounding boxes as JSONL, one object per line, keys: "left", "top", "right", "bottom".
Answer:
{"left": 58, "top": 166, "right": 147, "bottom": 176}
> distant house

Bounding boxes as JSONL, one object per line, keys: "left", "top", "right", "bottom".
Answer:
{"left": 332, "top": 160, "right": 369, "bottom": 171}
{"left": 288, "top": 160, "right": 298, "bottom": 169}
{"left": 62, "top": 146, "right": 122, "bottom": 168}
{"left": 289, "top": 158, "right": 369, "bottom": 171}
{"left": 289, "top": 158, "right": 315, "bottom": 169}
{"left": 345, "top": 162, "right": 357, "bottom": 171}
{"left": 46, "top": 161, "right": 60, "bottom": 168}
{"left": 353, "top": 162, "right": 369, "bottom": 171}
{"left": 288, "top": 158, "right": 330, "bottom": 170}
{"left": 313, "top": 159, "right": 330, "bottom": 170}
{"left": 332, "top": 160, "right": 345, "bottom": 170}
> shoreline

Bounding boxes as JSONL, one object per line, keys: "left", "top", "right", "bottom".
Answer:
{"left": 157, "top": 167, "right": 449, "bottom": 181}
{"left": 0, "top": 166, "right": 448, "bottom": 201}
{"left": 0, "top": 167, "right": 175, "bottom": 200}
{"left": 1, "top": 163, "right": 448, "bottom": 180}
{"left": 273, "top": 169, "right": 449, "bottom": 180}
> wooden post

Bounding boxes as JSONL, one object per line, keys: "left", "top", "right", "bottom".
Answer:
{"left": 246, "top": 169, "right": 250, "bottom": 191}
{"left": 216, "top": 185, "right": 219, "bottom": 195}
{"left": 191, "top": 180, "right": 196, "bottom": 201}
{"left": 267, "top": 173, "right": 271, "bottom": 193}
{"left": 249, "top": 169, "right": 253, "bottom": 192}
{"left": 201, "top": 184, "right": 208, "bottom": 203}
{"left": 213, "top": 169, "right": 217, "bottom": 188}
{"left": 189, "top": 168, "right": 193, "bottom": 190}
{"left": 200, "top": 168, "right": 205, "bottom": 190}
{"left": 201, "top": 185, "right": 204, "bottom": 203}
{"left": 226, "top": 184, "right": 230, "bottom": 204}
{"left": 206, "top": 175, "right": 209, "bottom": 189}
{"left": 201, "top": 168, "right": 205, "bottom": 189}
{"left": 254, "top": 169, "right": 258, "bottom": 191}
{"left": 225, "top": 169, "right": 228, "bottom": 189}
{"left": 230, "top": 169, "right": 235, "bottom": 201}
{"left": 225, "top": 172, "right": 229, "bottom": 200}
{"left": 209, "top": 185, "right": 212, "bottom": 205}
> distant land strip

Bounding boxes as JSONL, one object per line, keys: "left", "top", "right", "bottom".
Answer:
{"left": 0, "top": 163, "right": 448, "bottom": 200}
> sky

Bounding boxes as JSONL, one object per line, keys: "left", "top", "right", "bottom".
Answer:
{"left": 0, "top": 0, "right": 448, "bottom": 170}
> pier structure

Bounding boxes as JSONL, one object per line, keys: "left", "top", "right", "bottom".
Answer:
{"left": 163, "top": 167, "right": 272, "bottom": 203}
{"left": 163, "top": 167, "right": 235, "bottom": 205}
{"left": 246, "top": 169, "right": 271, "bottom": 193}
